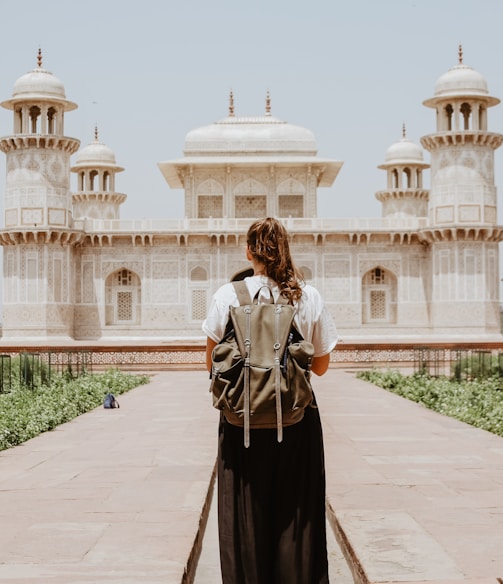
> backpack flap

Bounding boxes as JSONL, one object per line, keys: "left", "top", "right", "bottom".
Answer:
{"left": 229, "top": 301, "right": 296, "bottom": 446}
{"left": 209, "top": 280, "right": 314, "bottom": 447}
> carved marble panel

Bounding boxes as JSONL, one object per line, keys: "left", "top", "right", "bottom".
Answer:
{"left": 48, "top": 208, "right": 66, "bottom": 225}
{"left": 21, "top": 208, "right": 43, "bottom": 225}
{"left": 435, "top": 205, "right": 454, "bottom": 223}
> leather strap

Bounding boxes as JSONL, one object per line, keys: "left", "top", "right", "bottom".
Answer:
{"left": 232, "top": 280, "right": 252, "bottom": 306}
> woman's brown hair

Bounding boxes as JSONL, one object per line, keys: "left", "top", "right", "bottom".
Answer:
{"left": 246, "top": 217, "right": 303, "bottom": 304}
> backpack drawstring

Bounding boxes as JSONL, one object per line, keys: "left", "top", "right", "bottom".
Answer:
{"left": 243, "top": 306, "right": 252, "bottom": 448}
{"left": 274, "top": 305, "right": 283, "bottom": 443}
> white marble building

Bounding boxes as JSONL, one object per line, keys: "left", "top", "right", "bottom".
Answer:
{"left": 0, "top": 49, "right": 502, "bottom": 342}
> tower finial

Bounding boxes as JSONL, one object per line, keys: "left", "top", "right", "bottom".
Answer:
{"left": 402, "top": 123, "right": 406, "bottom": 139}
{"left": 94, "top": 124, "right": 99, "bottom": 142}
{"left": 458, "top": 44, "right": 463, "bottom": 64}
{"left": 229, "top": 90, "right": 235, "bottom": 117}
{"left": 265, "top": 90, "right": 271, "bottom": 115}
{"left": 37, "top": 47, "right": 43, "bottom": 68}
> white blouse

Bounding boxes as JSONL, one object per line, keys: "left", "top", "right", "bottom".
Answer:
{"left": 202, "top": 275, "right": 338, "bottom": 357}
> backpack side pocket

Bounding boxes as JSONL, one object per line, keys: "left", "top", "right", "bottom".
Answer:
{"left": 210, "top": 338, "right": 245, "bottom": 412}
{"left": 285, "top": 340, "right": 315, "bottom": 411}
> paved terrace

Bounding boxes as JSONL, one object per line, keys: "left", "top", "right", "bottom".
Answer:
{"left": 0, "top": 369, "right": 502, "bottom": 583}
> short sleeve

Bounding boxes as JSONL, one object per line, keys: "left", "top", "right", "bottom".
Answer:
{"left": 293, "top": 285, "right": 338, "bottom": 357}
{"left": 202, "top": 283, "right": 236, "bottom": 342}
{"left": 310, "top": 304, "right": 338, "bottom": 357}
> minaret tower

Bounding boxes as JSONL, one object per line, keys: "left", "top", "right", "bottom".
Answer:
{"left": 421, "top": 45, "right": 503, "bottom": 226}
{"left": 420, "top": 47, "right": 503, "bottom": 335}
{"left": 376, "top": 124, "right": 429, "bottom": 219}
{"left": 0, "top": 51, "right": 81, "bottom": 339}
{"left": 71, "top": 126, "right": 126, "bottom": 220}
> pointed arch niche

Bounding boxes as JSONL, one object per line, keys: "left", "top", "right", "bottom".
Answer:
{"left": 197, "top": 178, "right": 224, "bottom": 218}
{"left": 277, "top": 177, "right": 305, "bottom": 217}
{"left": 189, "top": 265, "right": 208, "bottom": 321}
{"left": 361, "top": 266, "right": 397, "bottom": 324}
{"left": 105, "top": 268, "right": 141, "bottom": 325}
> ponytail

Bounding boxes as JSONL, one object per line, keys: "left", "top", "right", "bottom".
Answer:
{"left": 246, "top": 217, "right": 303, "bottom": 304}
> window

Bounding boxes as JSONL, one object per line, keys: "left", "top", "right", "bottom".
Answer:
{"left": 29, "top": 106, "right": 41, "bottom": 133}
{"left": 461, "top": 102, "right": 471, "bottom": 130}
{"left": 235, "top": 195, "right": 266, "bottom": 218}
{"left": 105, "top": 269, "right": 141, "bottom": 325}
{"left": 362, "top": 267, "right": 397, "bottom": 324}
{"left": 445, "top": 104, "right": 453, "bottom": 131}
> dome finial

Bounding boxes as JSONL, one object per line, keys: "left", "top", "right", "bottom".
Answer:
{"left": 94, "top": 124, "right": 99, "bottom": 142}
{"left": 228, "top": 90, "right": 235, "bottom": 117}
{"left": 458, "top": 44, "right": 463, "bottom": 64}
{"left": 402, "top": 123, "right": 406, "bottom": 138}
{"left": 37, "top": 47, "right": 43, "bottom": 68}
{"left": 265, "top": 90, "right": 271, "bottom": 115}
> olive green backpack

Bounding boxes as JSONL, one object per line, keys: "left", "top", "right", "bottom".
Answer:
{"left": 210, "top": 281, "right": 315, "bottom": 447}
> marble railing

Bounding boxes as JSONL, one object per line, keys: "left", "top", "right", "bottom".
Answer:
{"left": 74, "top": 216, "right": 429, "bottom": 233}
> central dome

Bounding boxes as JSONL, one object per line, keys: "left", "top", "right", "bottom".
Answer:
{"left": 184, "top": 115, "right": 317, "bottom": 155}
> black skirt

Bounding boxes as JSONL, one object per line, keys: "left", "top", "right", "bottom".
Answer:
{"left": 217, "top": 404, "right": 329, "bottom": 584}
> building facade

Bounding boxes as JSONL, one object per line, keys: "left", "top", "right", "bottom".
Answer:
{"left": 0, "top": 50, "right": 502, "bottom": 342}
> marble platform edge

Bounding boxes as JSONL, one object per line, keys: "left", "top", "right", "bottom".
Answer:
{"left": 184, "top": 461, "right": 217, "bottom": 583}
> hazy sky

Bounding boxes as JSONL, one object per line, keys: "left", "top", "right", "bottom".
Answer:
{"left": 1, "top": 0, "right": 503, "bottom": 222}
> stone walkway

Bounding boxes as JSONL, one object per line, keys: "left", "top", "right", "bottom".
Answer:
{"left": 0, "top": 369, "right": 502, "bottom": 583}
{"left": 318, "top": 371, "right": 503, "bottom": 584}
{"left": 0, "top": 371, "right": 216, "bottom": 583}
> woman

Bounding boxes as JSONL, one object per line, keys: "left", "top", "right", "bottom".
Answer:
{"left": 202, "top": 217, "right": 338, "bottom": 583}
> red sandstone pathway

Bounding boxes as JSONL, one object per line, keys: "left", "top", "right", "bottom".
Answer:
{"left": 318, "top": 371, "right": 503, "bottom": 584}
{"left": 0, "top": 371, "right": 217, "bottom": 583}
{"left": 0, "top": 370, "right": 502, "bottom": 583}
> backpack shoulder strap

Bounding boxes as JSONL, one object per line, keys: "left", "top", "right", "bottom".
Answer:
{"left": 233, "top": 279, "right": 293, "bottom": 306}
{"left": 232, "top": 280, "right": 252, "bottom": 305}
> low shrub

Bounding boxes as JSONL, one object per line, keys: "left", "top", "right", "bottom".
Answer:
{"left": 0, "top": 369, "right": 149, "bottom": 451}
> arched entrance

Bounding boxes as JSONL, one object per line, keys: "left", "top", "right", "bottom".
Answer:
{"left": 105, "top": 268, "right": 141, "bottom": 326}
{"left": 362, "top": 266, "right": 397, "bottom": 324}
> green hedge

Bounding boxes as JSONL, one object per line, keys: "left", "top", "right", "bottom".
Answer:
{"left": 357, "top": 369, "right": 503, "bottom": 437}
{"left": 0, "top": 369, "right": 149, "bottom": 451}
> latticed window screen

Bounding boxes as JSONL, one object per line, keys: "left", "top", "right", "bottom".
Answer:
{"left": 198, "top": 195, "right": 223, "bottom": 218}
{"left": 53, "top": 259, "right": 62, "bottom": 303}
{"left": 370, "top": 290, "right": 386, "bottom": 320}
{"left": 279, "top": 195, "right": 303, "bottom": 217}
{"left": 117, "top": 291, "right": 133, "bottom": 321}
{"left": 27, "top": 258, "right": 37, "bottom": 303}
{"left": 235, "top": 195, "right": 266, "bottom": 218}
{"left": 191, "top": 289, "right": 207, "bottom": 320}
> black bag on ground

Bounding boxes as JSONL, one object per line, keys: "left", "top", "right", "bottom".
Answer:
{"left": 210, "top": 281, "right": 314, "bottom": 447}
{"left": 103, "top": 393, "right": 119, "bottom": 409}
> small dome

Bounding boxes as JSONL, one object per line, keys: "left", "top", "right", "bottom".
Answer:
{"left": 13, "top": 67, "right": 66, "bottom": 101}
{"left": 434, "top": 64, "right": 489, "bottom": 99}
{"left": 184, "top": 115, "right": 317, "bottom": 155}
{"left": 1, "top": 52, "right": 77, "bottom": 111}
{"left": 383, "top": 137, "right": 425, "bottom": 165}
{"left": 423, "top": 49, "right": 499, "bottom": 108}
{"left": 72, "top": 137, "right": 124, "bottom": 171}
